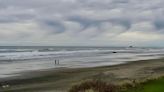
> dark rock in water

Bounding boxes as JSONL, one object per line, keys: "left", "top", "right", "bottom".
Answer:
{"left": 129, "top": 46, "right": 133, "bottom": 48}
{"left": 112, "top": 52, "right": 117, "bottom": 53}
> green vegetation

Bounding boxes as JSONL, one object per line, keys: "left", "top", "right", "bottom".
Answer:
{"left": 124, "top": 77, "right": 164, "bottom": 92}
{"left": 69, "top": 80, "right": 118, "bottom": 92}
{"left": 69, "top": 77, "right": 164, "bottom": 92}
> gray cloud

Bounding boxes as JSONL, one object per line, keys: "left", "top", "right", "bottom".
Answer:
{"left": 39, "top": 20, "right": 66, "bottom": 34}
{"left": 154, "top": 19, "right": 164, "bottom": 30}
{"left": 0, "top": 0, "right": 164, "bottom": 46}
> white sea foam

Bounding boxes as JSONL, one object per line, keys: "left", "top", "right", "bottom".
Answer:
{"left": 0, "top": 46, "right": 164, "bottom": 78}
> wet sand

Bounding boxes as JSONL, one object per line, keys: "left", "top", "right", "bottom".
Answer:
{"left": 0, "top": 58, "right": 164, "bottom": 92}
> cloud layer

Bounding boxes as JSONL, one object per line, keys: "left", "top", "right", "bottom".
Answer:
{"left": 0, "top": 0, "right": 164, "bottom": 46}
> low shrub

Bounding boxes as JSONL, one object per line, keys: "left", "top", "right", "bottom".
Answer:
{"left": 69, "top": 80, "right": 119, "bottom": 92}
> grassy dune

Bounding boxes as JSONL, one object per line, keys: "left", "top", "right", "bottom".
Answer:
{"left": 124, "top": 77, "right": 164, "bottom": 92}
{"left": 69, "top": 77, "right": 164, "bottom": 92}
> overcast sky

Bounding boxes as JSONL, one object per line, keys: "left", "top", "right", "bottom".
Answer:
{"left": 0, "top": 0, "right": 164, "bottom": 47}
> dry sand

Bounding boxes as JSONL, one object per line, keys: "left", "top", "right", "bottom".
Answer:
{"left": 0, "top": 58, "right": 164, "bottom": 92}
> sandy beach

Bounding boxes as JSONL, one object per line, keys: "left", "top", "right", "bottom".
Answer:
{"left": 0, "top": 58, "right": 163, "bottom": 92}
{"left": 1, "top": 0, "right": 164, "bottom": 91}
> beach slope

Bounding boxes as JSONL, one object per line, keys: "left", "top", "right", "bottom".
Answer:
{"left": 0, "top": 58, "right": 164, "bottom": 92}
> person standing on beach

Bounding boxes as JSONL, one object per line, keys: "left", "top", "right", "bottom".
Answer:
{"left": 55, "top": 60, "right": 57, "bottom": 65}
{"left": 54, "top": 59, "right": 60, "bottom": 65}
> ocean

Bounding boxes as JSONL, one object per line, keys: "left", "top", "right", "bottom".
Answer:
{"left": 0, "top": 46, "right": 164, "bottom": 78}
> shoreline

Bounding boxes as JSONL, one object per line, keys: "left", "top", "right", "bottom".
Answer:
{"left": 0, "top": 58, "right": 164, "bottom": 92}
{"left": 0, "top": 57, "right": 161, "bottom": 81}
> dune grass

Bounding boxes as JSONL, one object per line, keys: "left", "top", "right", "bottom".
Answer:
{"left": 69, "top": 80, "right": 119, "bottom": 92}
{"left": 124, "top": 77, "right": 164, "bottom": 92}
{"left": 69, "top": 77, "right": 164, "bottom": 92}
{"left": 8, "top": 76, "right": 163, "bottom": 92}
